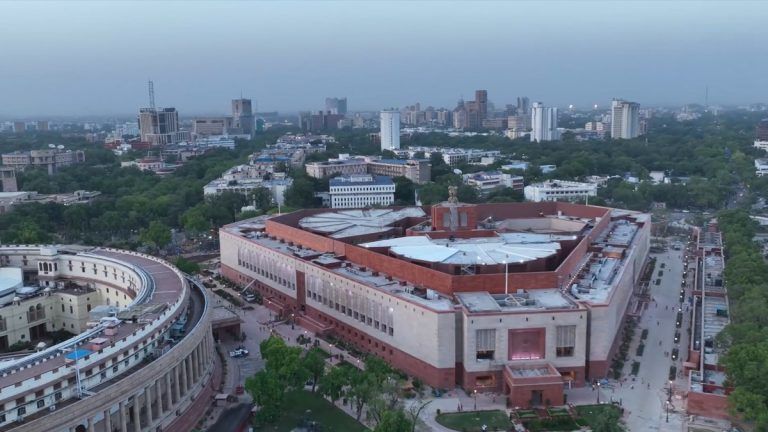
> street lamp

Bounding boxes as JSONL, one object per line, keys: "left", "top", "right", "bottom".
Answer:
{"left": 473, "top": 389, "right": 478, "bottom": 410}
{"left": 329, "top": 343, "right": 334, "bottom": 360}
{"left": 667, "top": 380, "right": 673, "bottom": 403}
{"left": 596, "top": 381, "right": 601, "bottom": 404}
{"left": 665, "top": 401, "right": 670, "bottom": 423}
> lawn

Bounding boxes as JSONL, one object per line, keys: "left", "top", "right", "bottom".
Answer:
{"left": 257, "top": 390, "right": 369, "bottom": 432}
{"left": 436, "top": 410, "right": 512, "bottom": 431}
{"left": 574, "top": 404, "right": 623, "bottom": 427}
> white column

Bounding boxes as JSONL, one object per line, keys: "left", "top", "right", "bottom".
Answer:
{"left": 144, "top": 386, "right": 153, "bottom": 426}
{"left": 131, "top": 396, "right": 141, "bottom": 432}
{"left": 104, "top": 408, "right": 112, "bottom": 432}
{"left": 119, "top": 401, "right": 128, "bottom": 432}
{"left": 173, "top": 366, "right": 180, "bottom": 403}
{"left": 164, "top": 373, "right": 173, "bottom": 409}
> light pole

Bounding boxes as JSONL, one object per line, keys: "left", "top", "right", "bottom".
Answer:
{"left": 665, "top": 401, "right": 670, "bottom": 423}
{"left": 596, "top": 381, "right": 601, "bottom": 404}
{"left": 473, "top": 389, "right": 478, "bottom": 411}
{"left": 667, "top": 380, "right": 673, "bottom": 403}
{"left": 329, "top": 343, "right": 334, "bottom": 360}
{"left": 502, "top": 259, "right": 509, "bottom": 295}
{"left": 291, "top": 313, "right": 295, "bottom": 330}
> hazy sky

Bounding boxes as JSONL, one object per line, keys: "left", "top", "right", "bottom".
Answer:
{"left": 1, "top": 1, "right": 767, "bottom": 117}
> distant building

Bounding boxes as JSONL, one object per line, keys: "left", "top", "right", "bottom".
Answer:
{"left": 329, "top": 174, "right": 395, "bottom": 209}
{"left": 755, "top": 159, "right": 768, "bottom": 177}
{"left": 232, "top": 98, "right": 255, "bottom": 135}
{"left": 380, "top": 110, "right": 401, "bottom": 151}
{"left": 193, "top": 135, "right": 236, "bottom": 150}
{"left": 524, "top": 180, "right": 597, "bottom": 202}
{"left": 306, "top": 156, "right": 430, "bottom": 184}
{"left": 397, "top": 147, "right": 500, "bottom": 167}
{"left": 12, "top": 122, "right": 25, "bottom": 134}
{"left": 463, "top": 171, "right": 524, "bottom": 195}
{"left": 1, "top": 148, "right": 85, "bottom": 174}
{"left": 37, "top": 120, "right": 49, "bottom": 132}
{"left": 501, "top": 161, "right": 530, "bottom": 171}
{"left": 0, "top": 190, "right": 100, "bottom": 214}
{"left": 611, "top": 99, "right": 641, "bottom": 139}
{"left": 203, "top": 170, "right": 292, "bottom": 206}
{"left": 530, "top": 102, "right": 559, "bottom": 142}
{"left": 0, "top": 167, "right": 17, "bottom": 192}
{"left": 325, "top": 97, "right": 348, "bottom": 115}
{"left": 756, "top": 119, "right": 768, "bottom": 141}
{"left": 517, "top": 96, "right": 530, "bottom": 115}
{"left": 193, "top": 118, "right": 230, "bottom": 136}
{"left": 138, "top": 107, "right": 189, "bottom": 146}
{"left": 452, "top": 90, "right": 488, "bottom": 130}
{"left": 121, "top": 157, "right": 178, "bottom": 175}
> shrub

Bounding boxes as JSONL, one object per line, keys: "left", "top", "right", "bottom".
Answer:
{"left": 636, "top": 343, "right": 645, "bottom": 357}
{"left": 631, "top": 361, "right": 640, "bottom": 375}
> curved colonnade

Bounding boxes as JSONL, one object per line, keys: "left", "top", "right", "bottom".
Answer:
{"left": 0, "top": 245, "right": 215, "bottom": 432}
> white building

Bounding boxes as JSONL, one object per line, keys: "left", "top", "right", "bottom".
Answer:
{"left": 524, "top": 180, "right": 597, "bottom": 202}
{"left": 754, "top": 140, "right": 768, "bottom": 152}
{"left": 380, "top": 110, "right": 401, "bottom": 151}
{"left": 193, "top": 135, "right": 236, "bottom": 150}
{"left": 329, "top": 175, "right": 395, "bottom": 209}
{"left": 463, "top": 171, "right": 524, "bottom": 195}
{"left": 755, "top": 159, "right": 768, "bottom": 177}
{"left": 530, "top": 102, "right": 559, "bottom": 142}
{"left": 398, "top": 147, "right": 500, "bottom": 166}
{"left": 611, "top": 99, "right": 641, "bottom": 139}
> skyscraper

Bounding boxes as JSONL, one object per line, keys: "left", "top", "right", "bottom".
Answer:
{"left": 530, "top": 102, "right": 559, "bottom": 142}
{"left": 232, "top": 98, "right": 255, "bottom": 135}
{"left": 517, "top": 96, "right": 530, "bottom": 115}
{"left": 138, "top": 107, "right": 188, "bottom": 146}
{"left": 380, "top": 110, "right": 400, "bottom": 151}
{"left": 610, "top": 99, "right": 641, "bottom": 139}
{"left": 325, "top": 97, "right": 348, "bottom": 115}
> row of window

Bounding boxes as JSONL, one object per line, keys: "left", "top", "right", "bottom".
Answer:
{"left": 305, "top": 276, "right": 394, "bottom": 337}
{"left": 473, "top": 325, "right": 577, "bottom": 361}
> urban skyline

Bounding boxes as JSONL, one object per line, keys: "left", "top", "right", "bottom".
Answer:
{"left": 1, "top": 1, "right": 768, "bottom": 116}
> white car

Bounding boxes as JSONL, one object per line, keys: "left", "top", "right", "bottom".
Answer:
{"left": 229, "top": 348, "right": 249, "bottom": 358}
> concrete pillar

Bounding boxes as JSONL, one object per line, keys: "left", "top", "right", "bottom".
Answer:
{"left": 119, "top": 401, "right": 128, "bottom": 432}
{"left": 87, "top": 417, "right": 95, "bottom": 432}
{"left": 154, "top": 379, "right": 163, "bottom": 415}
{"left": 173, "top": 366, "right": 180, "bottom": 403}
{"left": 164, "top": 373, "right": 173, "bottom": 409}
{"left": 182, "top": 357, "right": 190, "bottom": 394}
{"left": 104, "top": 408, "right": 112, "bottom": 432}
{"left": 131, "top": 396, "right": 141, "bottom": 432}
{"left": 192, "top": 348, "right": 199, "bottom": 382}
{"left": 144, "top": 385, "right": 153, "bottom": 425}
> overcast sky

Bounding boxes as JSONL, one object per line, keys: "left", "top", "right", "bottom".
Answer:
{"left": 1, "top": 1, "right": 766, "bottom": 117}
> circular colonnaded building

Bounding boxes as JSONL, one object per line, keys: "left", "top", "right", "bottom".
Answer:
{"left": 0, "top": 245, "right": 216, "bottom": 432}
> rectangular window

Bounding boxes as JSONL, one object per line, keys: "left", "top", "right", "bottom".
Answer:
{"left": 556, "top": 325, "right": 576, "bottom": 357}
{"left": 475, "top": 329, "right": 496, "bottom": 360}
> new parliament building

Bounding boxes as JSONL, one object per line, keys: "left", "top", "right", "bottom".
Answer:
{"left": 221, "top": 198, "right": 650, "bottom": 407}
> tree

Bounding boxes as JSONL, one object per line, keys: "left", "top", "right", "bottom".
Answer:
{"left": 303, "top": 347, "right": 326, "bottom": 392}
{"left": 284, "top": 178, "right": 318, "bottom": 209}
{"left": 173, "top": 257, "right": 200, "bottom": 274}
{"left": 245, "top": 370, "right": 284, "bottom": 424}
{"left": 139, "top": 221, "right": 171, "bottom": 251}
{"left": 319, "top": 364, "right": 349, "bottom": 405}
{"left": 250, "top": 187, "right": 274, "bottom": 213}
{"left": 393, "top": 177, "right": 415, "bottom": 205}
{"left": 589, "top": 407, "right": 624, "bottom": 432}
{"left": 374, "top": 409, "right": 413, "bottom": 432}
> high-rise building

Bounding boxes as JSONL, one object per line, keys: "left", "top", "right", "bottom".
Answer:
{"left": 138, "top": 108, "right": 189, "bottom": 146}
{"left": 610, "top": 99, "right": 641, "bottom": 139}
{"left": 530, "top": 102, "right": 559, "bottom": 142}
{"left": 232, "top": 98, "right": 255, "bottom": 135}
{"left": 517, "top": 96, "right": 530, "bottom": 116}
{"left": 474, "top": 90, "right": 488, "bottom": 121}
{"left": 37, "top": 120, "right": 49, "bottom": 132}
{"left": 380, "top": 110, "right": 401, "bottom": 151}
{"left": 756, "top": 119, "right": 768, "bottom": 141}
{"left": 193, "top": 117, "right": 230, "bottom": 136}
{"left": 325, "top": 97, "right": 348, "bottom": 115}
{"left": 12, "top": 122, "right": 25, "bottom": 134}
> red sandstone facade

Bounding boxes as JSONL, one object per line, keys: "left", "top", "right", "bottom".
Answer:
{"left": 219, "top": 201, "right": 650, "bottom": 408}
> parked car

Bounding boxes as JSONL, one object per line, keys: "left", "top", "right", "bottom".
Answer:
{"left": 229, "top": 347, "right": 249, "bottom": 358}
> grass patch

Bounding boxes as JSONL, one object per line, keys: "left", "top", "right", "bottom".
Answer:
{"left": 213, "top": 289, "right": 244, "bottom": 307}
{"left": 436, "top": 410, "right": 512, "bottom": 431}
{"left": 574, "top": 404, "right": 622, "bottom": 427}
{"left": 547, "top": 407, "right": 570, "bottom": 417}
{"left": 258, "top": 390, "right": 368, "bottom": 432}
{"left": 524, "top": 416, "right": 581, "bottom": 431}
{"left": 514, "top": 409, "right": 538, "bottom": 419}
